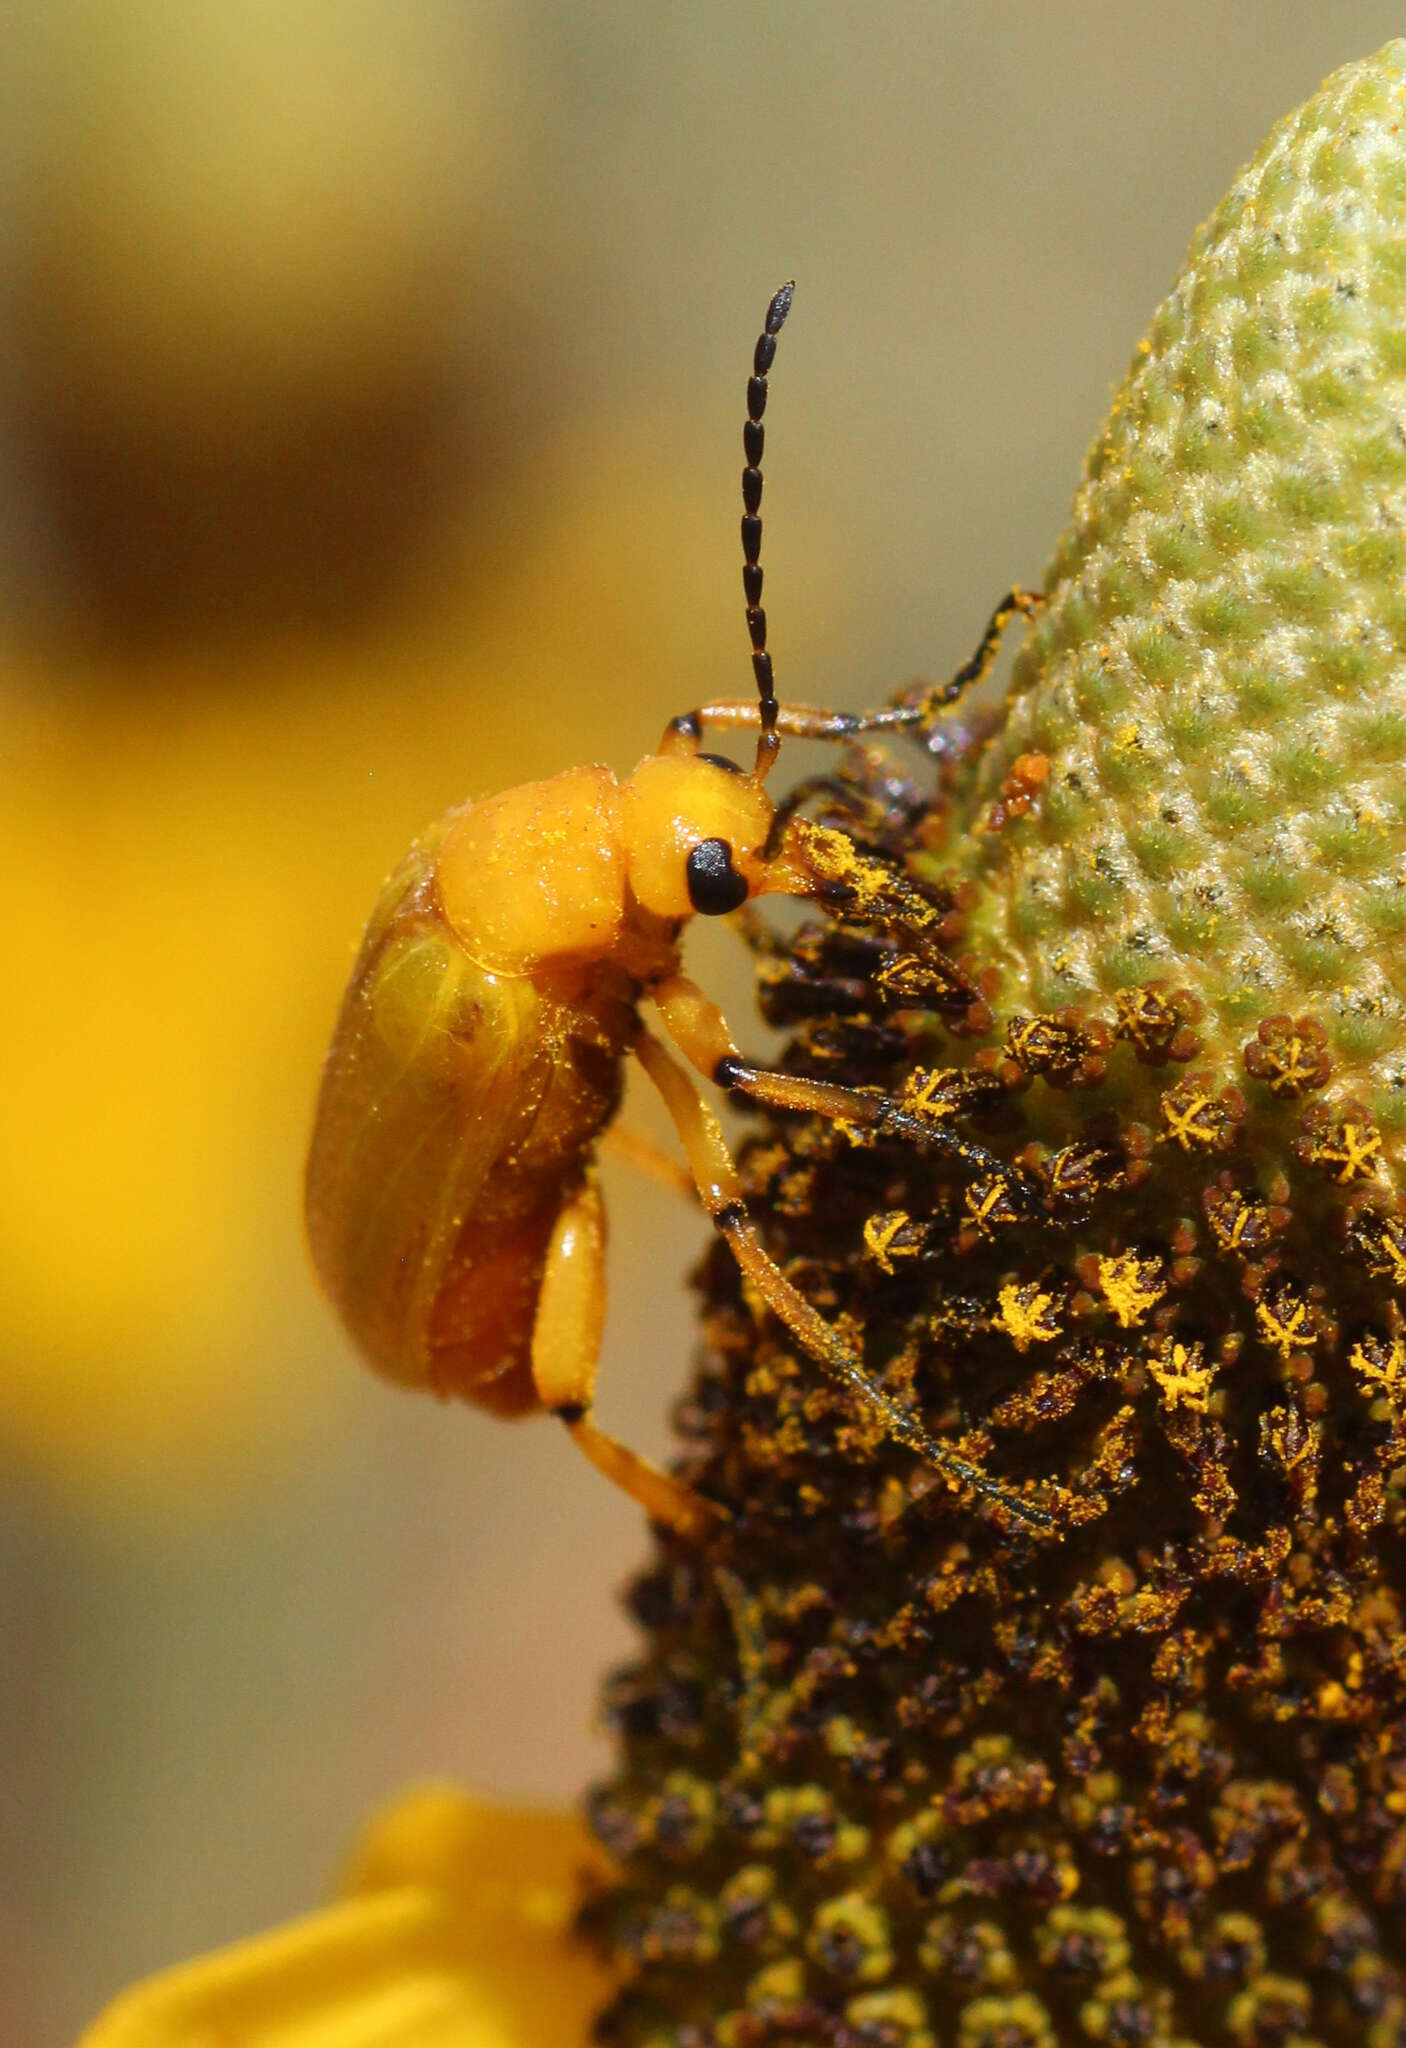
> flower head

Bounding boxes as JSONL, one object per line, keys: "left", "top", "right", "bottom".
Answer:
{"left": 81, "top": 39, "right": 1406, "bottom": 2048}
{"left": 588, "top": 43, "right": 1406, "bottom": 2048}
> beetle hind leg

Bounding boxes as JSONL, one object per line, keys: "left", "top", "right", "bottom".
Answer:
{"left": 600, "top": 1122, "right": 698, "bottom": 1203}
{"left": 531, "top": 1175, "right": 723, "bottom": 1541}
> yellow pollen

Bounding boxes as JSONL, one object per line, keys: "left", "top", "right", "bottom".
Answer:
{"left": 1147, "top": 1340, "right": 1215, "bottom": 1414}
{"left": 901, "top": 1071, "right": 957, "bottom": 1122}
{"left": 1309, "top": 1120, "right": 1383, "bottom": 1183}
{"left": 1161, "top": 1092, "right": 1219, "bottom": 1150}
{"left": 1255, "top": 1294, "right": 1314, "bottom": 1361}
{"left": 1097, "top": 1253, "right": 1165, "bottom": 1328}
{"left": 996, "top": 1284, "right": 1064, "bottom": 1353}
{"left": 863, "top": 1212, "right": 920, "bottom": 1276}
{"left": 964, "top": 1179, "right": 1013, "bottom": 1238}
{"left": 1350, "top": 1335, "right": 1406, "bottom": 1404}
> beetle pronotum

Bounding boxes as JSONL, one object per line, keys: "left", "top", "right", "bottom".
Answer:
{"left": 305, "top": 285, "right": 1049, "bottom": 1537}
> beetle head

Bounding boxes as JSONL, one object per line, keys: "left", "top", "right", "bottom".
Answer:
{"left": 619, "top": 753, "right": 774, "bottom": 922}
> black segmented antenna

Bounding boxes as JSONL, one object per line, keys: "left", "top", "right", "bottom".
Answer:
{"left": 743, "top": 281, "right": 793, "bottom": 777}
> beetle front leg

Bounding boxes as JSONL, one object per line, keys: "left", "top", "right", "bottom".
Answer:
{"left": 658, "top": 588, "right": 1044, "bottom": 760}
{"left": 531, "top": 1175, "right": 723, "bottom": 1540}
{"left": 658, "top": 700, "right": 889, "bottom": 757}
{"left": 761, "top": 817, "right": 984, "bottom": 1010}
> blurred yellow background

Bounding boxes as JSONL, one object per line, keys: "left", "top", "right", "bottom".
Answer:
{"left": 1, "top": 6, "right": 1398, "bottom": 2041}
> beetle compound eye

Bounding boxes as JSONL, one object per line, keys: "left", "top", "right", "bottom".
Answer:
{"left": 686, "top": 837, "right": 749, "bottom": 916}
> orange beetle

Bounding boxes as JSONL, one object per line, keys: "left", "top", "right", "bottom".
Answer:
{"left": 306, "top": 286, "right": 1049, "bottom": 1536}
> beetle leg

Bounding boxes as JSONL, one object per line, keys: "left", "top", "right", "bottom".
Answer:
{"left": 600, "top": 1122, "right": 698, "bottom": 1203}
{"left": 633, "top": 1027, "right": 1053, "bottom": 1533}
{"left": 759, "top": 816, "right": 983, "bottom": 1006}
{"left": 900, "top": 585, "right": 1044, "bottom": 728}
{"left": 651, "top": 974, "right": 1044, "bottom": 1217}
{"left": 658, "top": 588, "right": 1043, "bottom": 757}
{"left": 531, "top": 1175, "right": 723, "bottom": 1539}
{"left": 658, "top": 701, "right": 885, "bottom": 756}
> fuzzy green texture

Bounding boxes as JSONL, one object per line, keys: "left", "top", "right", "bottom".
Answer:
{"left": 958, "top": 42, "right": 1406, "bottom": 1138}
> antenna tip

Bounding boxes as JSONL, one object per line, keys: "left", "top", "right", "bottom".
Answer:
{"left": 766, "top": 281, "right": 795, "bottom": 334}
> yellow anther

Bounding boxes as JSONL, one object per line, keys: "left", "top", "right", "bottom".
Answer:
{"left": 1309, "top": 1120, "right": 1382, "bottom": 1183}
{"left": 1161, "top": 1092, "right": 1219, "bottom": 1150}
{"left": 996, "top": 1283, "right": 1063, "bottom": 1353}
{"left": 1350, "top": 1335, "right": 1406, "bottom": 1404}
{"left": 1380, "top": 1236, "right": 1406, "bottom": 1287}
{"left": 964, "top": 1178, "right": 1015, "bottom": 1239}
{"left": 863, "top": 1211, "right": 921, "bottom": 1277}
{"left": 1214, "top": 1202, "right": 1257, "bottom": 1252}
{"left": 901, "top": 1070, "right": 958, "bottom": 1122}
{"left": 1097, "top": 1253, "right": 1165, "bottom": 1329}
{"left": 1255, "top": 1293, "right": 1314, "bottom": 1361}
{"left": 1147, "top": 1340, "right": 1215, "bottom": 1414}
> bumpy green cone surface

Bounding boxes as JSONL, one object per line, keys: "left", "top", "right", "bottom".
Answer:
{"left": 587, "top": 45, "right": 1406, "bottom": 2048}
{"left": 959, "top": 41, "right": 1406, "bottom": 1148}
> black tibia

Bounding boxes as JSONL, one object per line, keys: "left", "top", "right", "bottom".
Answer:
{"left": 890, "top": 586, "right": 1044, "bottom": 736}
{"left": 928, "top": 586, "right": 1042, "bottom": 708}
{"left": 632, "top": 1025, "right": 1049, "bottom": 1532}
{"left": 713, "top": 1056, "right": 1045, "bottom": 1218}
{"left": 770, "top": 585, "right": 1041, "bottom": 740}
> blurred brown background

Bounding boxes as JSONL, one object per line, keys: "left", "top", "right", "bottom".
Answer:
{"left": 1, "top": 6, "right": 1400, "bottom": 2041}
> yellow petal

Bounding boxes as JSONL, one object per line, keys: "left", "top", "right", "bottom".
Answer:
{"left": 78, "top": 1790, "right": 619, "bottom": 2048}
{"left": 340, "top": 1782, "right": 610, "bottom": 1902}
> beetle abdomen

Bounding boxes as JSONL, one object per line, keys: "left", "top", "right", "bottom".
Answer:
{"left": 420, "top": 1203, "right": 559, "bottom": 1413}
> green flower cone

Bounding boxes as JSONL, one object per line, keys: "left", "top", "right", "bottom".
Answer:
{"left": 961, "top": 44, "right": 1406, "bottom": 1127}
{"left": 586, "top": 44, "right": 1406, "bottom": 2048}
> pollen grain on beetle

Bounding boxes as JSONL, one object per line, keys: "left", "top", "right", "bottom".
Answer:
{"left": 582, "top": 45, "right": 1406, "bottom": 2048}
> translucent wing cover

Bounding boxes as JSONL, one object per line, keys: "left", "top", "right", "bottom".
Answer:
{"left": 305, "top": 833, "right": 550, "bottom": 1393}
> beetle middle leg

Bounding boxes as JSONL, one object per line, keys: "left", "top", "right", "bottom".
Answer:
{"left": 652, "top": 973, "right": 1043, "bottom": 1217}
{"left": 531, "top": 1174, "right": 723, "bottom": 1539}
{"left": 632, "top": 1026, "right": 1052, "bottom": 1533}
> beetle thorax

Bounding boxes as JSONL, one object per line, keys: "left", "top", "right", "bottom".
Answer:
{"left": 435, "top": 765, "right": 631, "bottom": 974}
